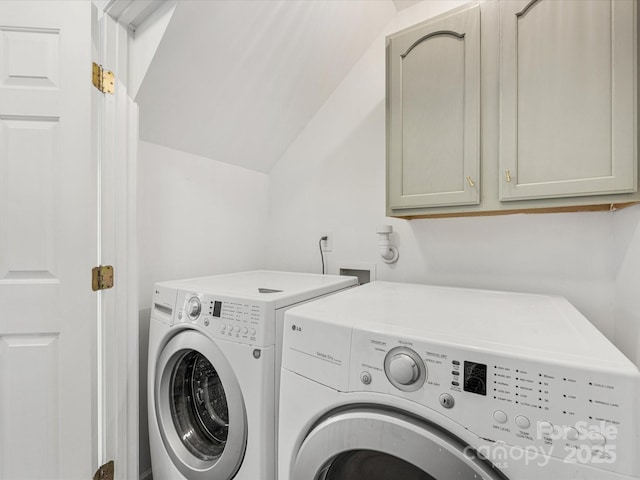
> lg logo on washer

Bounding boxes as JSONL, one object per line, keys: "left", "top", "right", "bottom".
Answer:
{"left": 291, "top": 324, "right": 302, "bottom": 332}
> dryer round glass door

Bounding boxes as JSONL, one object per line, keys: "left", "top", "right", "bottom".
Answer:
{"left": 318, "top": 450, "right": 435, "bottom": 480}
{"left": 292, "top": 408, "right": 507, "bottom": 480}
{"left": 155, "top": 329, "right": 247, "bottom": 480}
{"left": 170, "top": 350, "right": 229, "bottom": 460}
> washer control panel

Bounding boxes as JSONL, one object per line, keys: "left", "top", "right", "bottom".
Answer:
{"left": 174, "top": 290, "right": 269, "bottom": 346}
{"left": 350, "top": 329, "right": 640, "bottom": 477}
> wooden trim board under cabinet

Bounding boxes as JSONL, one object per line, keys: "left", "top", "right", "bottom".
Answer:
{"left": 400, "top": 202, "right": 639, "bottom": 220}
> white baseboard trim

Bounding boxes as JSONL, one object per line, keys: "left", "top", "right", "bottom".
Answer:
{"left": 140, "top": 468, "right": 152, "bottom": 480}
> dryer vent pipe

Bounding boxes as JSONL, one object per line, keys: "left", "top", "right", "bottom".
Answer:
{"left": 377, "top": 225, "right": 399, "bottom": 264}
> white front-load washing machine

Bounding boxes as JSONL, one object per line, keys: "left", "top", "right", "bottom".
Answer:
{"left": 148, "top": 270, "right": 357, "bottom": 480}
{"left": 279, "top": 281, "right": 640, "bottom": 480}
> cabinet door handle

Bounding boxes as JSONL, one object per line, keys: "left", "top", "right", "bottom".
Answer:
{"left": 505, "top": 170, "right": 512, "bottom": 182}
{"left": 466, "top": 176, "right": 475, "bottom": 188}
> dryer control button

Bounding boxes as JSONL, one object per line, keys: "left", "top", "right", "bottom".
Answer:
{"left": 360, "top": 372, "right": 372, "bottom": 385}
{"left": 588, "top": 432, "right": 606, "bottom": 446}
{"left": 515, "top": 415, "right": 531, "bottom": 429}
{"left": 493, "top": 410, "right": 508, "bottom": 424}
{"left": 539, "top": 421, "right": 554, "bottom": 435}
{"left": 564, "top": 426, "right": 579, "bottom": 441}
{"left": 439, "top": 393, "right": 455, "bottom": 409}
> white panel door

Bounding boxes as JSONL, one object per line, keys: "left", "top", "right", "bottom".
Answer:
{"left": 0, "top": 1, "right": 95, "bottom": 479}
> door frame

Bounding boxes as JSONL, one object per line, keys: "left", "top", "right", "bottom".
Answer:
{"left": 96, "top": 1, "right": 175, "bottom": 478}
{"left": 94, "top": 2, "right": 149, "bottom": 478}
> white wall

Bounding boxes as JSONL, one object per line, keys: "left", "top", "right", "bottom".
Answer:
{"left": 137, "top": 140, "right": 268, "bottom": 477}
{"left": 266, "top": 0, "right": 621, "bottom": 344}
{"left": 614, "top": 204, "right": 640, "bottom": 366}
{"left": 138, "top": 141, "right": 269, "bottom": 307}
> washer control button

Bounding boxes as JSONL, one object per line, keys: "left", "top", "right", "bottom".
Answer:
{"left": 360, "top": 372, "right": 372, "bottom": 385}
{"left": 538, "top": 421, "right": 554, "bottom": 435}
{"left": 515, "top": 415, "right": 531, "bottom": 429}
{"left": 221, "top": 324, "right": 227, "bottom": 331}
{"left": 242, "top": 327, "right": 248, "bottom": 334}
{"left": 564, "top": 426, "right": 579, "bottom": 441}
{"left": 234, "top": 325, "right": 240, "bottom": 333}
{"left": 588, "top": 431, "right": 606, "bottom": 446}
{"left": 250, "top": 328, "right": 256, "bottom": 336}
{"left": 493, "top": 410, "right": 508, "bottom": 424}
{"left": 439, "top": 393, "right": 455, "bottom": 409}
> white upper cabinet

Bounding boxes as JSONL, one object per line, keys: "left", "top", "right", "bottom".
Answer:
{"left": 499, "top": 0, "right": 637, "bottom": 201}
{"left": 387, "top": 3, "right": 480, "bottom": 210}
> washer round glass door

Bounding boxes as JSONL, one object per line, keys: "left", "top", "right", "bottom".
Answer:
{"left": 170, "top": 350, "right": 228, "bottom": 459}
{"left": 155, "top": 329, "right": 247, "bottom": 480}
{"left": 293, "top": 408, "right": 507, "bottom": 480}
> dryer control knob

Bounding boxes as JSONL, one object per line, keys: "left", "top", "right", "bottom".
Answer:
{"left": 388, "top": 354, "right": 419, "bottom": 385}
{"left": 384, "top": 347, "right": 426, "bottom": 392}
{"left": 187, "top": 297, "right": 201, "bottom": 319}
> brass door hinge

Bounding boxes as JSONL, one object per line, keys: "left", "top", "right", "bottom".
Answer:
{"left": 92, "top": 265, "right": 114, "bottom": 291}
{"left": 93, "top": 460, "right": 114, "bottom": 480}
{"left": 92, "top": 62, "right": 114, "bottom": 94}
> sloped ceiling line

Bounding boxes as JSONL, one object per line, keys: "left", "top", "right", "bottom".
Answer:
{"left": 136, "top": 0, "right": 398, "bottom": 173}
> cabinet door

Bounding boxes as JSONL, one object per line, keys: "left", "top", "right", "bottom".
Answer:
{"left": 500, "top": 0, "right": 637, "bottom": 201}
{"left": 387, "top": 3, "right": 480, "bottom": 210}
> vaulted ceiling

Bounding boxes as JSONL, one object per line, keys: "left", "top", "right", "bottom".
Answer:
{"left": 135, "top": 0, "right": 403, "bottom": 173}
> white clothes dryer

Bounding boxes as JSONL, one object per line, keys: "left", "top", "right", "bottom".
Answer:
{"left": 148, "top": 270, "right": 356, "bottom": 480}
{"left": 279, "top": 281, "right": 640, "bottom": 480}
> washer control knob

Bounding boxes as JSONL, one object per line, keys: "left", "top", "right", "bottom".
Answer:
{"left": 564, "top": 426, "right": 579, "bottom": 441}
{"left": 388, "top": 354, "right": 419, "bottom": 385}
{"left": 493, "top": 410, "right": 508, "bottom": 424}
{"left": 515, "top": 415, "right": 531, "bottom": 429}
{"left": 187, "top": 297, "right": 201, "bottom": 319}
{"left": 588, "top": 431, "right": 606, "bottom": 446}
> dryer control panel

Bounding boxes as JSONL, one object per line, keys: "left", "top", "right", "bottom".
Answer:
{"left": 347, "top": 329, "right": 640, "bottom": 479}
{"left": 173, "top": 290, "right": 272, "bottom": 346}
